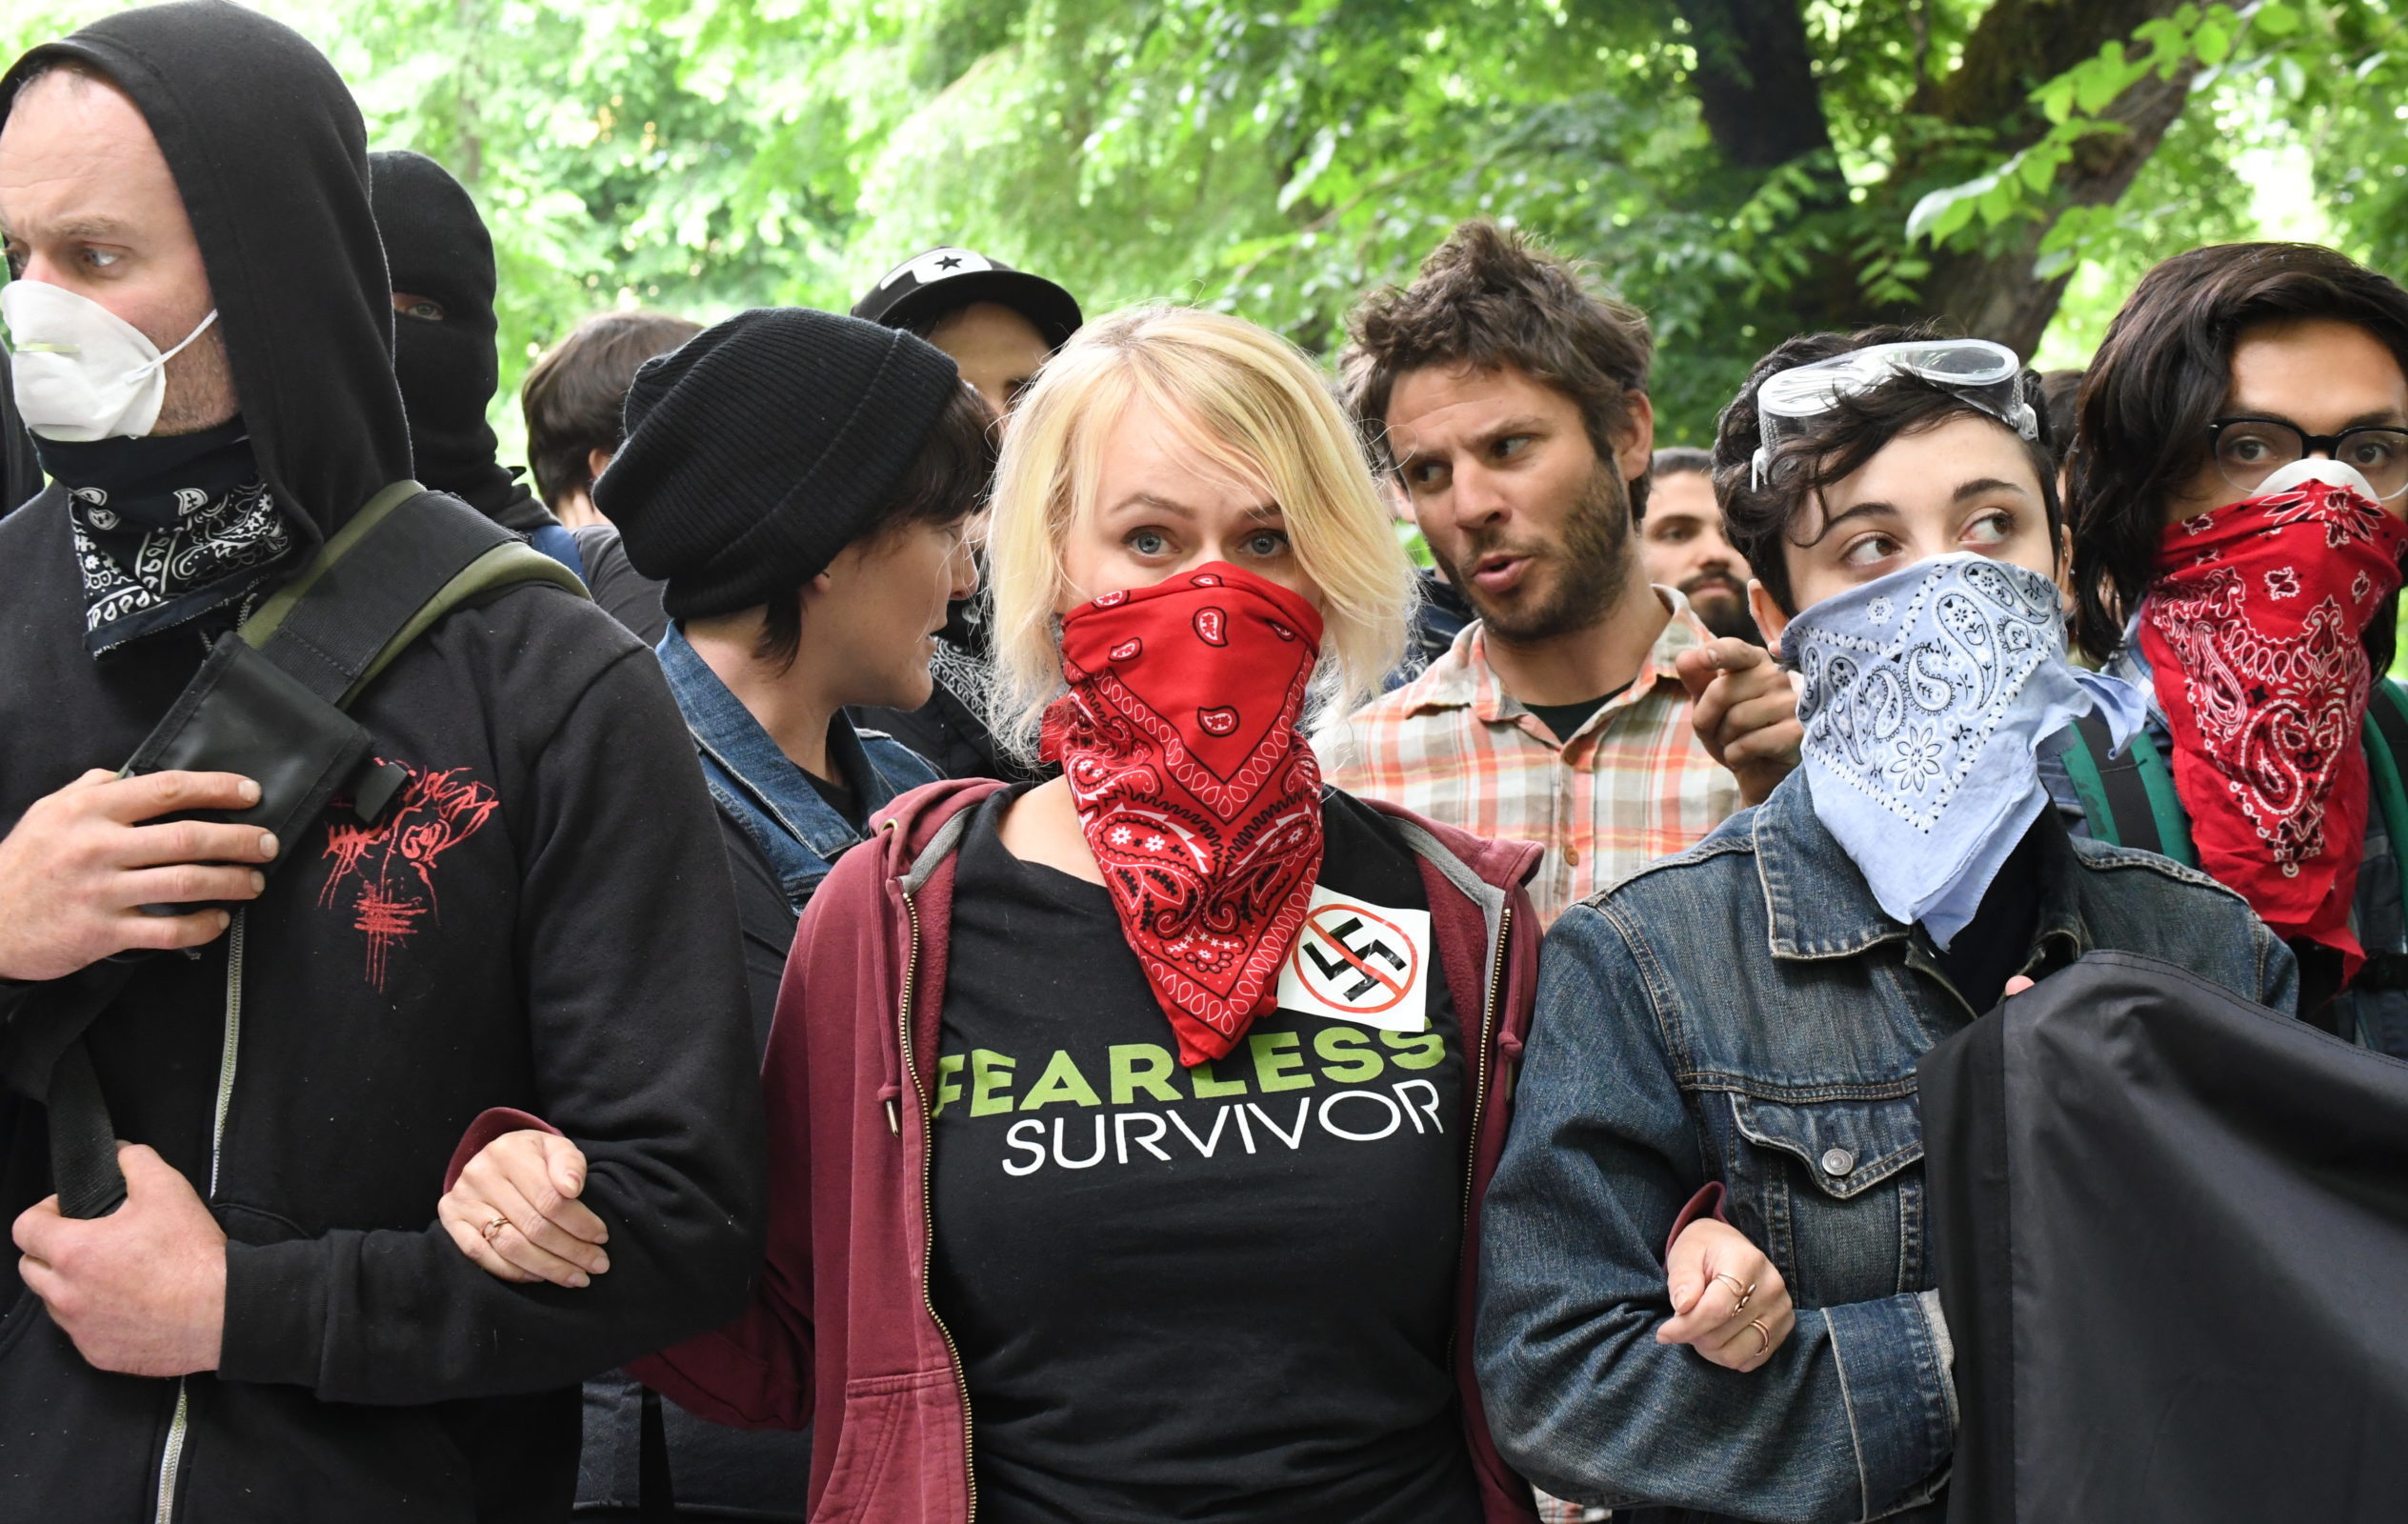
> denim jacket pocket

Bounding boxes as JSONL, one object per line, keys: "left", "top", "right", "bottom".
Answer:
{"left": 1721, "top": 1084, "right": 1928, "bottom": 1308}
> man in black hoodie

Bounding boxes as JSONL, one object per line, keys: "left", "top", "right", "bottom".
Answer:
{"left": 0, "top": 7, "right": 764, "bottom": 1520}
{"left": 367, "top": 148, "right": 587, "bottom": 573}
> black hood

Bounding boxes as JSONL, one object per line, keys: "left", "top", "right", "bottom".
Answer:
{"left": 1, "top": 0, "right": 411, "bottom": 552}
{"left": 368, "top": 150, "right": 550, "bottom": 532}
{"left": 0, "top": 350, "right": 39, "bottom": 514}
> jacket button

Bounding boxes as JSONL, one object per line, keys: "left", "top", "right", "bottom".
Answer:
{"left": 1821, "top": 1147, "right": 1856, "bottom": 1176}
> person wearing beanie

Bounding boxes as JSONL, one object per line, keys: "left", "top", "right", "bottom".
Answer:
{"left": 366, "top": 150, "right": 586, "bottom": 577}
{"left": 442, "top": 306, "right": 996, "bottom": 1520}
{"left": 851, "top": 247, "right": 1083, "bottom": 780}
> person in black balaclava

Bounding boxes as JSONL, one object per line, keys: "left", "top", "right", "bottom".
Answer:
{"left": 0, "top": 349, "right": 40, "bottom": 513}
{"left": 0, "top": 6, "right": 763, "bottom": 1519}
{"left": 367, "top": 148, "right": 588, "bottom": 574}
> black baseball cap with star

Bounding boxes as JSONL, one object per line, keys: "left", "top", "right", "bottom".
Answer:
{"left": 851, "top": 247, "right": 1084, "bottom": 351}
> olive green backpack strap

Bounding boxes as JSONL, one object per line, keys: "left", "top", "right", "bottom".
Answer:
{"left": 2056, "top": 712, "right": 2197, "bottom": 869}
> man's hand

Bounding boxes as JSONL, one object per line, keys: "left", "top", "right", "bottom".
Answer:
{"left": 15, "top": 1144, "right": 227, "bottom": 1377}
{"left": 1676, "top": 639, "right": 1803, "bottom": 807}
{"left": 0, "top": 769, "right": 275, "bottom": 982}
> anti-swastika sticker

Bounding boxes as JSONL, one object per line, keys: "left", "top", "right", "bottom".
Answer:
{"left": 1275, "top": 884, "right": 1432, "bottom": 1033}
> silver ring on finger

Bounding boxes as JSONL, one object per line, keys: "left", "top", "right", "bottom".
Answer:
{"left": 481, "top": 1213, "right": 511, "bottom": 1243}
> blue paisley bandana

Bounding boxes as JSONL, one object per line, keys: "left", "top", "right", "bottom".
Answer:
{"left": 1780, "top": 553, "right": 2130, "bottom": 948}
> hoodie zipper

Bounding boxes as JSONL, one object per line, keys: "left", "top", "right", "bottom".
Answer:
{"left": 154, "top": 910, "right": 245, "bottom": 1524}
{"left": 1448, "top": 902, "right": 1511, "bottom": 1365}
{"left": 896, "top": 886, "right": 976, "bottom": 1520}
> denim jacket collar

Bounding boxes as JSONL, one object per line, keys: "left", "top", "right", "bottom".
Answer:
{"left": 1751, "top": 769, "right": 2091, "bottom": 967}
{"left": 656, "top": 623, "right": 902, "bottom": 903}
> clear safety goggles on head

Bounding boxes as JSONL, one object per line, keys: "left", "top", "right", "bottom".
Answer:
{"left": 1750, "top": 337, "right": 2038, "bottom": 490}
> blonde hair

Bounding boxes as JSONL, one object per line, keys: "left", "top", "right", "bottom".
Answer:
{"left": 987, "top": 306, "right": 1415, "bottom": 757}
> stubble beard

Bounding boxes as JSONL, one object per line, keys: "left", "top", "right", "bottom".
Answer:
{"left": 1436, "top": 465, "right": 1637, "bottom": 648}
{"left": 152, "top": 322, "right": 239, "bottom": 436}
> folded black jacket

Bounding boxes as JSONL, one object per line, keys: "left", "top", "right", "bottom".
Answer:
{"left": 1921, "top": 950, "right": 2408, "bottom": 1524}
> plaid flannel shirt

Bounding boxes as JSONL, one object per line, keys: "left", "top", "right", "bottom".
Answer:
{"left": 1317, "top": 592, "right": 1744, "bottom": 926}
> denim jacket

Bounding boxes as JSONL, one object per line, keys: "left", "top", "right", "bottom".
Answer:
{"left": 656, "top": 624, "right": 940, "bottom": 908}
{"left": 1475, "top": 771, "right": 2295, "bottom": 1524}
{"left": 2036, "top": 635, "right": 2408, "bottom": 1057}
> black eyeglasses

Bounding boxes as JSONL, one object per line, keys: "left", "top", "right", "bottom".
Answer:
{"left": 2207, "top": 415, "right": 2408, "bottom": 501}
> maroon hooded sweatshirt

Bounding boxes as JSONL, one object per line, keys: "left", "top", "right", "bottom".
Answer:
{"left": 623, "top": 777, "right": 1545, "bottom": 1522}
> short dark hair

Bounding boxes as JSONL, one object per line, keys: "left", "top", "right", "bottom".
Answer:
{"left": 2069, "top": 242, "right": 2408, "bottom": 665}
{"left": 1341, "top": 221, "right": 1656, "bottom": 516}
{"left": 2038, "top": 370, "right": 2083, "bottom": 468}
{"left": 520, "top": 310, "right": 703, "bottom": 508}
{"left": 1712, "top": 323, "right": 2059, "bottom": 616}
{"left": 754, "top": 381, "right": 1000, "bottom": 672}
{"left": 1652, "top": 445, "right": 1714, "bottom": 480}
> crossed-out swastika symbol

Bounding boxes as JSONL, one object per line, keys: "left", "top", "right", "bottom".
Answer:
{"left": 1294, "top": 903, "right": 1418, "bottom": 1014}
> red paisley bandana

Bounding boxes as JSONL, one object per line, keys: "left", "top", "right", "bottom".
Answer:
{"left": 2139, "top": 480, "right": 2408, "bottom": 971}
{"left": 1041, "top": 563, "right": 1325, "bottom": 1066}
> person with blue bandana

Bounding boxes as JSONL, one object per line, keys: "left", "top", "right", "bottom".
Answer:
{"left": 1474, "top": 326, "right": 2298, "bottom": 1523}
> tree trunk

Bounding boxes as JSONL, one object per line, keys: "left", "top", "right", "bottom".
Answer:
{"left": 1915, "top": 62, "right": 2196, "bottom": 353}
{"left": 1670, "top": 0, "right": 1834, "bottom": 168}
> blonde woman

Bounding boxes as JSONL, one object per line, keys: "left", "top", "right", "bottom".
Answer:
{"left": 435, "top": 309, "right": 1548, "bottom": 1523}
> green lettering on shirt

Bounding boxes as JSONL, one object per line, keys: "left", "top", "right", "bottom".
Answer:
{"left": 1019, "top": 1049, "right": 1103, "bottom": 1110}
{"left": 1313, "top": 1026, "right": 1384, "bottom": 1084}
{"left": 1381, "top": 1030, "right": 1445, "bottom": 1070}
{"left": 933, "top": 1053, "right": 967, "bottom": 1117}
{"left": 1187, "top": 1056, "right": 1248, "bottom": 1097}
{"left": 970, "top": 1049, "right": 1018, "bottom": 1116}
{"left": 1110, "top": 1044, "right": 1181, "bottom": 1104}
{"left": 1248, "top": 1031, "right": 1314, "bottom": 1092}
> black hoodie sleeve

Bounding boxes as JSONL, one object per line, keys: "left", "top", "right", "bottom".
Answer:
{"left": 214, "top": 642, "right": 768, "bottom": 1402}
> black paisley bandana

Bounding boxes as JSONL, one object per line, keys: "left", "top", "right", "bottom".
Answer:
{"left": 36, "top": 421, "right": 296, "bottom": 656}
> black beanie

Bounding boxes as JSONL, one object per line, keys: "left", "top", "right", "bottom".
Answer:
{"left": 599, "top": 307, "right": 963, "bottom": 619}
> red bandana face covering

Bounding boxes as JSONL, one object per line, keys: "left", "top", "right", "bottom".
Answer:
{"left": 1040, "top": 563, "right": 1326, "bottom": 1066}
{"left": 2139, "top": 478, "right": 2408, "bottom": 971}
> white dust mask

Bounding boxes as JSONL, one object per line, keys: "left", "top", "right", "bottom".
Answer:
{"left": 2254, "top": 453, "right": 2382, "bottom": 502}
{"left": 2, "top": 279, "right": 218, "bottom": 443}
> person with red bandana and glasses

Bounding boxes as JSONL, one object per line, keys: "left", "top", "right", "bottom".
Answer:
{"left": 429, "top": 307, "right": 1575, "bottom": 1523}
{"left": 2060, "top": 242, "right": 2408, "bottom": 1047}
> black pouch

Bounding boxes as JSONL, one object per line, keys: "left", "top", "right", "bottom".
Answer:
{"left": 119, "top": 632, "right": 409, "bottom": 891}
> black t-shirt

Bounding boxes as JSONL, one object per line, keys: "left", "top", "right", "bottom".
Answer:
{"left": 930, "top": 786, "right": 1480, "bottom": 1523}
{"left": 1522, "top": 680, "right": 1632, "bottom": 746}
{"left": 1927, "top": 814, "right": 2047, "bottom": 1015}
{"left": 804, "top": 763, "right": 863, "bottom": 832}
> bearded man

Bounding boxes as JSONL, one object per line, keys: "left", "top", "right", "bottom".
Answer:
{"left": 1320, "top": 223, "right": 1798, "bottom": 923}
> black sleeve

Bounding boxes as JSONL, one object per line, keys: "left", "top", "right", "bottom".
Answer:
{"left": 217, "top": 646, "right": 768, "bottom": 1402}
{"left": 572, "top": 525, "right": 670, "bottom": 647}
{"left": 715, "top": 811, "right": 797, "bottom": 1061}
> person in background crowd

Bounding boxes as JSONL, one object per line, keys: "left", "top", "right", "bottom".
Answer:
{"left": 519, "top": 308, "right": 701, "bottom": 642}
{"left": 439, "top": 305, "right": 1553, "bottom": 1524}
{"left": 0, "top": 8, "right": 763, "bottom": 1518}
{"left": 1320, "top": 221, "right": 1798, "bottom": 924}
{"left": 447, "top": 308, "right": 993, "bottom": 1523}
{"left": 367, "top": 149, "right": 585, "bottom": 572}
{"left": 1478, "top": 327, "right": 2292, "bottom": 1524}
{"left": 2066, "top": 241, "right": 2408, "bottom": 1044}
{"left": 852, "top": 244, "right": 1081, "bottom": 415}
{"left": 850, "top": 246, "right": 1085, "bottom": 780}
{"left": 1, "top": 349, "right": 39, "bottom": 511}
{"left": 1638, "top": 445, "right": 1757, "bottom": 643}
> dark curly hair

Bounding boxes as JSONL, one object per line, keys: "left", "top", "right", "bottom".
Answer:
{"left": 2068, "top": 242, "right": 2408, "bottom": 667}
{"left": 1711, "top": 323, "right": 2058, "bottom": 616}
{"left": 1340, "top": 220, "right": 1656, "bottom": 516}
